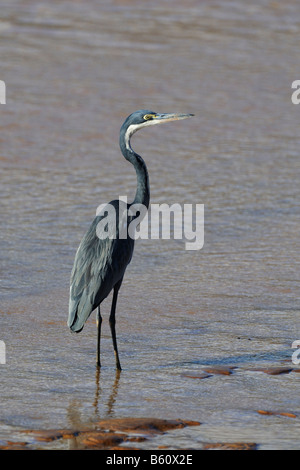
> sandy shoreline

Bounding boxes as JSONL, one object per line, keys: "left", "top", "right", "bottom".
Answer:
{"left": 1, "top": 365, "right": 299, "bottom": 450}
{"left": 0, "top": 417, "right": 259, "bottom": 450}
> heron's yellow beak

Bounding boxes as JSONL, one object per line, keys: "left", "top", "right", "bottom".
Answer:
{"left": 153, "top": 113, "right": 194, "bottom": 124}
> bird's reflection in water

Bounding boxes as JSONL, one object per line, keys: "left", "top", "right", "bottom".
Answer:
{"left": 66, "top": 368, "right": 122, "bottom": 449}
{"left": 93, "top": 366, "right": 121, "bottom": 418}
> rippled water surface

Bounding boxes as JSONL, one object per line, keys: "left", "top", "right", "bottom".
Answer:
{"left": 1, "top": 0, "right": 300, "bottom": 449}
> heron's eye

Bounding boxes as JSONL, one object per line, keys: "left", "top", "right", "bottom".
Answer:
{"left": 143, "top": 114, "right": 155, "bottom": 121}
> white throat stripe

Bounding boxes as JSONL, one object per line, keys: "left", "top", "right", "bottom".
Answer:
{"left": 125, "top": 121, "right": 162, "bottom": 150}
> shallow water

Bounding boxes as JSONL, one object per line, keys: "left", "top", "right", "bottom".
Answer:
{"left": 1, "top": 0, "right": 300, "bottom": 449}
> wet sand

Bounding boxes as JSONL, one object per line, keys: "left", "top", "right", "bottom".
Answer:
{"left": 1, "top": 417, "right": 257, "bottom": 450}
{"left": 1, "top": 365, "right": 299, "bottom": 450}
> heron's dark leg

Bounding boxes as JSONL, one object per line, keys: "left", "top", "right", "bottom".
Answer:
{"left": 96, "top": 306, "right": 102, "bottom": 367}
{"left": 109, "top": 278, "right": 123, "bottom": 370}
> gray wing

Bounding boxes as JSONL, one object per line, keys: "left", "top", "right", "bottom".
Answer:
{"left": 68, "top": 201, "right": 134, "bottom": 332}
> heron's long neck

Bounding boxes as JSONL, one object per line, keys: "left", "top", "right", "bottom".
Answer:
{"left": 120, "top": 130, "right": 150, "bottom": 209}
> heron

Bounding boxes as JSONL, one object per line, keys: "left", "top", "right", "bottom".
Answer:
{"left": 68, "top": 110, "right": 193, "bottom": 370}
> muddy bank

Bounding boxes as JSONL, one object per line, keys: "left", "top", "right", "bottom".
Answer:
{"left": 1, "top": 418, "right": 200, "bottom": 450}
{"left": 1, "top": 365, "right": 299, "bottom": 450}
{"left": 0, "top": 417, "right": 258, "bottom": 450}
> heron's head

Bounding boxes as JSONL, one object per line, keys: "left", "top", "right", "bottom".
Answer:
{"left": 120, "top": 109, "right": 194, "bottom": 151}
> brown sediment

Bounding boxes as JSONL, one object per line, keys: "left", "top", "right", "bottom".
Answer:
{"left": 94, "top": 417, "right": 201, "bottom": 434}
{"left": 279, "top": 412, "right": 297, "bottom": 418}
{"left": 81, "top": 432, "right": 130, "bottom": 448}
{"left": 253, "top": 367, "right": 293, "bottom": 375}
{"left": 81, "top": 431, "right": 147, "bottom": 449}
{"left": 183, "top": 366, "right": 237, "bottom": 378}
{"left": 0, "top": 441, "right": 29, "bottom": 450}
{"left": 23, "top": 428, "right": 80, "bottom": 442}
{"left": 257, "top": 410, "right": 297, "bottom": 418}
{"left": 182, "top": 373, "right": 212, "bottom": 379}
{"left": 0, "top": 417, "right": 269, "bottom": 450}
{"left": 8, "top": 417, "right": 201, "bottom": 450}
{"left": 203, "top": 366, "right": 236, "bottom": 376}
{"left": 257, "top": 409, "right": 274, "bottom": 416}
{"left": 202, "top": 442, "right": 257, "bottom": 450}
